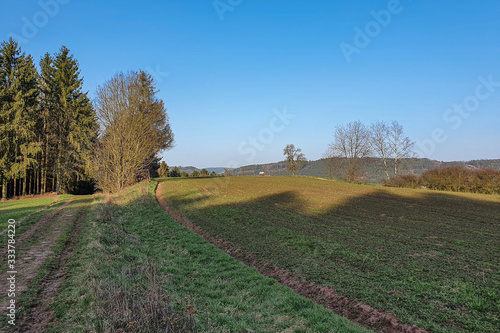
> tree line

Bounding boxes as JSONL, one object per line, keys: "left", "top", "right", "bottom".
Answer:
{"left": 1, "top": 38, "right": 174, "bottom": 198}
{"left": 284, "top": 120, "right": 415, "bottom": 182}
{"left": 158, "top": 162, "right": 218, "bottom": 178}
{"left": 284, "top": 120, "right": 498, "bottom": 194}
{"left": 0, "top": 38, "right": 97, "bottom": 198}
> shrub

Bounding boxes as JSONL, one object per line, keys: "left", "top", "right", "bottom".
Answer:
{"left": 422, "top": 166, "right": 467, "bottom": 192}
{"left": 466, "top": 168, "right": 500, "bottom": 194}
{"left": 383, "top": 167, "right": 500, "bottom": 195}
{"left": 421, "top": 166, "right": 500, "bottom": 194}
{"left": 383, "top": 174, "right": 420, "bottom": 189}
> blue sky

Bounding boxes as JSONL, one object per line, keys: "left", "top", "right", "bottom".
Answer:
{"left": 1, "top": 0, "right": 499, "bottom": 168}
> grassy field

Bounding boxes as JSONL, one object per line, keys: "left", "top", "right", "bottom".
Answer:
{"left": 50, "top": 182, "right": 368, "bottom": 332}
{"left": 158, "top": 176, "right": 500, "bottom": 332}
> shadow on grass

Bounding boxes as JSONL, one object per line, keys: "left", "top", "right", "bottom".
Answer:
{"left": 160, "top": 178, "right": 500, "bottom": 333}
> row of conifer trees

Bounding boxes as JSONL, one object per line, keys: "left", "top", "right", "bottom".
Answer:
{"left": 0, "top": 38, "right": 97, "bottom": 199}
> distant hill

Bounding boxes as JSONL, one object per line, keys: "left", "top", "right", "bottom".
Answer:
{"left": 233, "top": 158, "right": 500, "bottom": 184}
{"left": 177, "top": 166, "right": 230, "bottom": 174}
{"left": 173, "top": 158, "right": 500, "bottom": 184}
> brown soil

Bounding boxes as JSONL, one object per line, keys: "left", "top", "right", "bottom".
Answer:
{"left": 156, "top": 182, "right": 428, "bottom": 333}
{"left": 16, "top": 209, "right": 87, "bottom": 332}
{"left": 0, "top": 199, "right": 84, "bottom": 332}
{"left": 18, "top": 200, "right": 72, "bottom": 243}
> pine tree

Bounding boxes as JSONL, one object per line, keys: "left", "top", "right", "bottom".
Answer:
{"left": 38, "top": 53, "right": 56, "bottom": 193}
{"left": 12, "top": 51, "right": 41, "bottom": 195}
{"left": 0, "top": 38, "right": 40, "bottom": 198}
{"left": 158, "top": 161, "right": 170, "bottom": 177}
{"left": 0, "top": 39, "right": 18, "bottom": 198}
{"left": 43, "top": 46, "right": 97, "bottom": 193}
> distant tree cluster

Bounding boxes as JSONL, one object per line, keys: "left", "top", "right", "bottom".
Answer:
{"left": 158, "top": 165, "right": 219, "bottom": 178}
{"left": 325, "top": 120, "right": 415, "bottom": 182}
{"left": 0, "top": 38, "right": 97, "bottom": 198}
{"left": 384, "top": 166, "right": 500, "bottom": 194}
{"left": 158, "top": 161, "right": 170, "bottom": 177}
{"left": 170, "top": 167, "right": 181, "bottom": 177}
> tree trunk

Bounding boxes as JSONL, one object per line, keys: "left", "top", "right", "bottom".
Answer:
{"left": 42, "top": 134, "right": 49, "bottom": 194}
{"left": 349, "top": 168, "right": 355, "bottom": 183}
{"left": 383, "top": 158, "right": 391, "bottom": 180}
{"left": 22, "top": 174, "right": 27, "bottom": 196}
{"left": 2, "top": 178, "right": 7, "bottom": 199}
{"left": 56, "top": 139, "right": 62, "bottom": 194}
{"left": 34, "top": 167, "right": 38, "bottom": 195}
{"left": 13, "top": 177, "right": 17, "bottom": 197}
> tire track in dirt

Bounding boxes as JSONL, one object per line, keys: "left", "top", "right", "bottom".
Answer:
{"left": 155, "top": 182, "right": 428, "bottom": 333}
{"left": 0, "top": 196, "right": 60, "bottom": 238}
{"left": 0, "top": 199, "right": 81, "bottom": 332}
{"left": 0, "top": 200, "right": 73, "bottom": 263}
{"left": 15, "top": 200, "right": 73, "bottom": 245}
{"left": 16, "top": 208, "right": 87, "bottom": 332}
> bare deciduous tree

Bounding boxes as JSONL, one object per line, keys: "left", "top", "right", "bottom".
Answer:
{"left": 322, "top": 148, "right": 340, "bottom": 179}
{"left": 330, "top": 121, "right": 371, "bottom": 182}
{"left": 283, "top": 144, "right": 307, "bottom": 176}
{"left": 94, "top": 70, "right": 174, "bottom": 193}
{"left": 370, "top": 121, "right": 391, "bottom": 180}
{"left": 370, "top": 120, "right": 415, "bottom": 179}
{"left": 388, "top": 121, "right": 415, "bottom": 177}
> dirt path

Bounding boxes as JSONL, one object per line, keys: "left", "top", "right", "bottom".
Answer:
{"left": 0, "top": 197, "right": 60, "bottom": 238}
{"left": 16, "top": 209, "right": 87, "bottom": 332}
{"left": 0, "top": 198, "right": 87, "bottom": 332}
{"left": 156, "top": 181, "right": 427, "bottom": 333}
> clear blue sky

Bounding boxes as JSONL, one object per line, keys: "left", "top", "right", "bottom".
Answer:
{"left": 2, "top": 0, "right": 499, "bottom": 168}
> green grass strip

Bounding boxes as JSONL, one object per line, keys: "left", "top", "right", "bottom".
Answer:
{"left": 49, "top": 182, "right": 369, "bottom": 332}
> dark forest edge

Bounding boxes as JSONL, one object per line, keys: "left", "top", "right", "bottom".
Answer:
{"left": 0, "top": 38, "right": 96, "bottom": 198}
{"left": 0, "top": 38, "right": 173, "bottom": 199}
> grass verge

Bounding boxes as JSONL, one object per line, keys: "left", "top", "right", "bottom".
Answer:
{"left": 50, "top": 181, "right": 369, "bottom": 332}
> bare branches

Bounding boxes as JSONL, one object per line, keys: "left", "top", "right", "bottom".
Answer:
{"left": 94, "top": 70, "right": 174, "bottom": 193}
{"left": 370, "top": 120, "right": 415, "bottom": 179}
{"left": 330, "top": 120, "right": 414, "bottom": 182}
{"left": 370, "top": 121, "right": 391, "bottom": 179}
{"left": 330, "top": 121, "right": 371, "bottom": 182}
{"left": 388, "top": 121, "right": 415, "bottom": 176}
